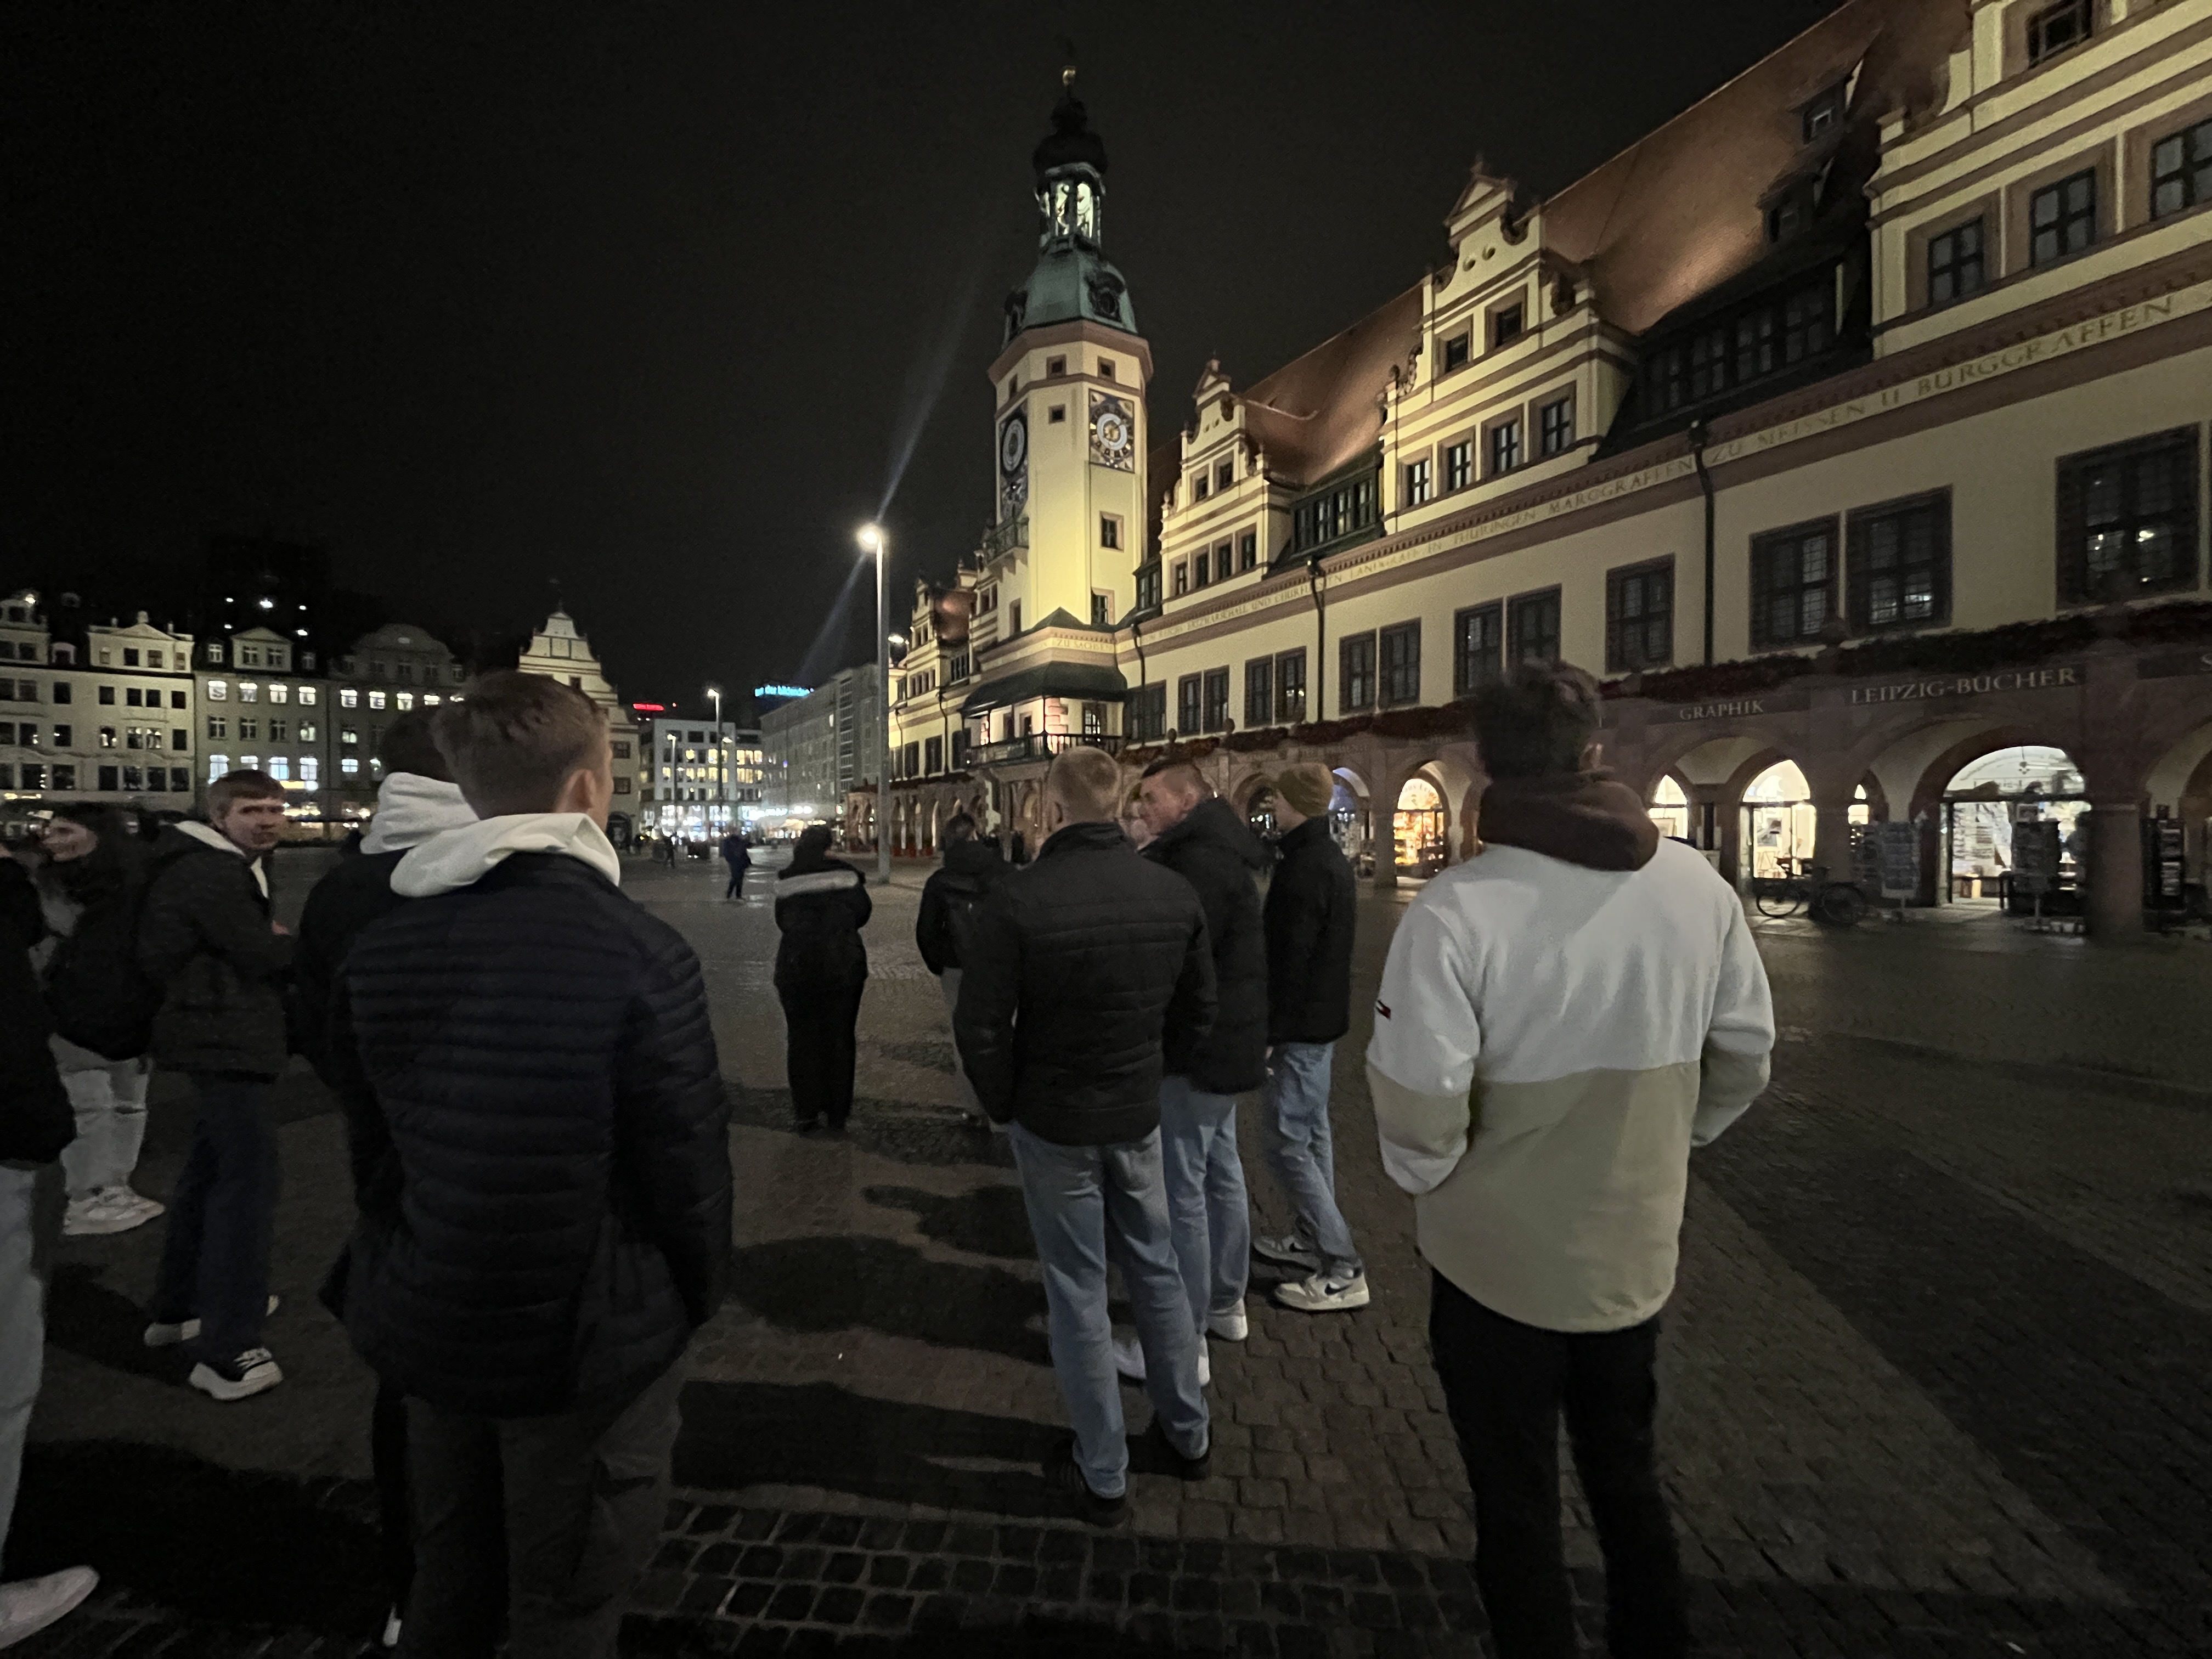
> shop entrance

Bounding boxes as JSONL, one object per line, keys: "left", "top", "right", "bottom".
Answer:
{"left": 1740, "top": 762, "right": 1816, "bottom": 882}
{"left": 1942, "top": 745, "right": 2087, "bottom": 912}
{"left": 1649, "top": 775, "right": 1691, "bottom": 842}
{"left": 1393, "top": 777, "right": 1447, "bottom": 878}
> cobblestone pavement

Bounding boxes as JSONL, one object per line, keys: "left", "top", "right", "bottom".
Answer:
{"left": 8, "top": 852, "right": 2212, "bottom": 1655}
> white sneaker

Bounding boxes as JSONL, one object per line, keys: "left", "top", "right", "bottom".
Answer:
{"left": 381, "top": 1606, "right": 403, "bottom": 1648}
{"left": 1251, "top": 1233, "right": 1321, "bottom": 1269}
{"left": 1207, "top": 1302, "right": 1249, "bottom": 1342}
{"left": 0, "top": 1565, "right": 99, "bottom": 1647}
{"left": 1274, "top": 1270, "right": 1372, "bottom": 1313}
{"left": 144, "top": 1294, "right": 280, "bottom": 1348}
{"left": 1110, "top": 1331, "right": 1210, "bottom": 1388}
{"left": 63, "top": 1192, "right": 142, "bottom": 1238}
{"left": 189, "top": 1346, "right": 284, "bottom": 1402}
{"left": 110, "top": 1187, "right": 165, "bottom": 1227}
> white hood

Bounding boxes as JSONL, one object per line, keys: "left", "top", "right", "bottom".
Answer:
{"left": 177, "top": 819, "right": 269, "bottom": 898}
{"left": 360, "top": 772, "right": 477, "bottom": 856}
{"left": 391, "top": 813, "right": 622, "bottom": 898}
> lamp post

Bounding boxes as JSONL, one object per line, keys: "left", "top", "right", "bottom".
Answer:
{"left": 706, "top": 684, "right": 723, "bottom": 833}
{"left": 857, "top": 523, "right": 892, "bottom": 885}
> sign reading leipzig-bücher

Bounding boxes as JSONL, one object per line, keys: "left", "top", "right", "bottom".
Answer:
{"left": 1647, "top": 663, "right": 2085, "bottom": 723}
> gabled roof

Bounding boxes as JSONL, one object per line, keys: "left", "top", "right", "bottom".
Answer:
{"left": 1234, "top": 284, "right": 1424, "bottom": 491}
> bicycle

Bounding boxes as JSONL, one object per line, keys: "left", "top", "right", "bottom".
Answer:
{"left": 1749, "top": 862, "right": 1869, "bottom": 927}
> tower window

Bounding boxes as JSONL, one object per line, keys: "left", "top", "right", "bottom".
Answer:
{"left": 1046, "top": 356, "right": 1066, "bottom": 376}
{"left": 1048, "top": 405, "right": 1066, "bottom": 424}
{"left": 1098, "top": 358, "right": 1116, "bottom": 380}
{"left": 1099, "top": 513, "right": 1121, "bottom": 549}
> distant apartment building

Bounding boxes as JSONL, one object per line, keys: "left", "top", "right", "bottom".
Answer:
{"left": 329, "top": 622, "right": 466, "bottom": 821}
{"left": 760, "top": 663, "right": 881, "bottom": 830}
{"left": 640, "top": 712, "right": 765, "bottom": 839}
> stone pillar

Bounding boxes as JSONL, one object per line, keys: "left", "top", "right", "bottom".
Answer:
{"left": 2085, "top": 800, "right": 2145, "bottom": 941}
{"left": 1811, "top": 802, "right": 1855, "bottom": 885}
{"left": 1370, "top": 764, "right": 1402, "bottom": 891}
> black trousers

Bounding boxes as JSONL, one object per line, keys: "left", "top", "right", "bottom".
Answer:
{"left": 781, "top": 981, "right": 863, "bottom": 1127}
{"left": 373, "top": 1379, "right": 415, "bottom": 1609}
{"left": 149, "top": 1074, "right": 279, "bottom": 1362}
{"left": 398, "top": 1356, "right": 685, "bottom": 1659}
{"left": 724, "top": 863, "right": 746, "bottom": 898}
{"left": 1428, "top": 1272, "right": 1688, "bottom": 1659}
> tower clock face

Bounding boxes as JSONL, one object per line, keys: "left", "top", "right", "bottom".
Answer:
{"left": 1090, "top": 392, "right": 1135, "bottom": 471}
{"left": 999, "top": 411, "right": 1028, "bottom": 476}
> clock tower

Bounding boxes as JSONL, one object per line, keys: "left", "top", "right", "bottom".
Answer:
{"left": 978, "top": 71, "right": 1152, "bottom": 673}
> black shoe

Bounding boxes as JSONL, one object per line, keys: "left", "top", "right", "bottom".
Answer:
{"left": 795, "top": 1116, "right": 822, "bottom": 1135}
{"left": 1139, "top": 1419, "right": 1210, "bottom": 1482}
{"left": 1047, "top": 1439, "right": 1128, "bottom": 1527}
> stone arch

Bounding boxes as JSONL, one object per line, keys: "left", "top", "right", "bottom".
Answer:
{"left": 2145, "top": 716, "right": 2212, "bottom": 898}
{"left": 1328, "top": 764, "right": 1375, "bottom": 877}
{"left": 1897, "top": 726, "right": 2090, "bottom": 910}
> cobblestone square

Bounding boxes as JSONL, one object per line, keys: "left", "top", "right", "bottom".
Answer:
{"left": 8, "top": 852, "right": 2212, "bottom": 1656}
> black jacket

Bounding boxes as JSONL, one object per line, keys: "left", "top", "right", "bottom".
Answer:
{"left": 1263, "top": 815, "right": 1358, "bottom": 1045}
{"left": 137, "top": 825, "right": 292, "bottom": 1079}
{"left": 329, "top": 851, "right": 732, "bottom": 1418}
{"left": 915, "top": 838, "right": 1009, "bottom": 975}
{"left": 720, "top": 834, "right": 749, "bottom": 867}
{"left": 292, "top": 846, "right": 408, "bottom": 1090}
{"left": 0, "top": 859, "right": 71, "bottom": 1164}
{"left": 1144, "top": 796, "right": 1271, "bottom": 1093}
{"left": 955, "top": 820, "right": 1216, "bottom": 1146}
{"left": 774, "top": 856, "right": 871, "bottom": 992}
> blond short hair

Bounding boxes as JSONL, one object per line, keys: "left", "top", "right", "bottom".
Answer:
{"left": 433, "top": 671, "right": 608, "bottom": 816}
{"left": 1045, "top": 746, "right": 1124, "bottom": 825}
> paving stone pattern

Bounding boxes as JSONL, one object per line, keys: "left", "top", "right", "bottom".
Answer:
{"left": 8, "top": 853, "right": 2212, "bottom": 1656}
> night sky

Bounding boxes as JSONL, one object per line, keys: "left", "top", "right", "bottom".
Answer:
{"left": 3, "top": 1, "right": 1838, "bottom": 713}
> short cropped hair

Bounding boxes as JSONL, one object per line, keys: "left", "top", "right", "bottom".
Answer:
{"left": 432, "top": 671, "right": 608, "bottom": 816}
{"left": 1045, "top": 746, "right": 1124, "bottom": 825}
{"left": 1138, "top": 758, "right": 1211, "bottom": 799}
{"left": 377, "top": 708, "right": 452, "bottom": 782}
{"left": 1468, "top": 662, "right": 1604, "bottom": 779}
{"left": 943, "top": 812, "right": 977, "bottom": 843}
{"left": 207, "top": 769, "right": 285, "bottom": 817}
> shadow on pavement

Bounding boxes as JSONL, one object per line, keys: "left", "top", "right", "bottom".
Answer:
{"left": 732, "top": 1084, "right": 1015, "bottom": 1170}
{"left": 5, "top": 1440, "right": 385, "bottom": 1635}
{"left": 41, "top": 1263, "right": 189, "bottom": 1385}
{"left": 865, "top": 1183, "right": 1035, "bottom": 1260}
{"left": 726, "top": 1237, "right": 1046, "bottom": 1367}
{"left": 675, "top": 1380, "right": 1060, "bottom": 1518}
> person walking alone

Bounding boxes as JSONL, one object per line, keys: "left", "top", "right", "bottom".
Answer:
{"left": 328, "top": 673, "right": 731, "bottom": 1659}
{"left": 914, "top": 812, "right": 1007, "bottom": 1127}
{"left": 1251, "top": 764, "right": 1368, "bottom": 1315}
{"left": 33, "top": 805, "right": 161, "bottom": 1238}
{"left": 954, "top": 747, "right": 1216, "bottom": 1523}
{"left": 137, "top": 770, "right": 293, "bottom": 1403}
{"left": 774, "top": 824, "right": 871, "bottom": 1133}
{"left": 1124, "top": 759, "right": 1268, "bottom": 1379}
{"left": 720, "top": 828, "right": 751, "bottom": 901}
{"left": 1367, "top": 664, "right": 1774, "bottom": 1659}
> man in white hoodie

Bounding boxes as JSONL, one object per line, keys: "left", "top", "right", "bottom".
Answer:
{"left": 1367, "top": 664, "right": 1774, "bottom": 1659}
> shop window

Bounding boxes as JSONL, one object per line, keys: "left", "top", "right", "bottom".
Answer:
{"left": 2027, "top": 0, "right": 2091, "bottom": 64}
{"left": 1276, "top": 650, "right": 1306, "bottom": 724}
{"left": 2029, "top": 170, "right": 2096, "bottom": 267}
{"left": 1927, "top": 218, "right": 1985, "bottom": 306}
{"left": 1379, "top": 622, "right": 1421, "bottom": 707}
{"left": 2056, "top": 428, "right": 2200, "bottom": 603}
{"left": 1606, "top": 560, "right": 1675, "bottom": 673}
{"left": 1339, "top": 631, "right": 1376, "bottom": 713}
{"left": 1454, "top": 603, "right": 1503, "bottom": 695}
{"left": 1508, "top": 588, "right": 1561, "bottom": 666}
{"left": 1203, "top": 668, "right": 1231, "bottom": 733}
{"left": 1539, "top": 397, "right": 1575, "bottom": 456}
{"left": 1177, "top": 674, "right": 1203, "bottom": 736}
{"left": 2151, "top": 117, "right": 2212, "bottom": 219}
{"left": 1848, "top": 493, "right": 1951, "bottom": 632}
{"left": 1245, "top": 658, "right": 1273, "bottom": 727}
{"left": 1750, "top": 519, "right": 1837, "bottom": 647}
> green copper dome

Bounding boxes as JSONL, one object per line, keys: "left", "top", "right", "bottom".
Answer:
{"left": 1002, "top": 82, "right": 1137, "bottom": 344}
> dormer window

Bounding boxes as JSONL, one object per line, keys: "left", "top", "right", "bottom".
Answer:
{"left": 2028, "top": 0, "right": 2091, "bottom": 64}
{"left": 1492, "top": 304, "right": 1525, "bottom": 348}
{"left": 1801, "top": 83, "right": 1845, "bottom": 142}
{"left": 1215, "top": 461, "right": 1234, "bottom": 492}
{"left": 1767, "top": 182, "right": 1816, "bottom": 244}
{"left": 1194, "top": 472, "right": 1211, "bottom": 501}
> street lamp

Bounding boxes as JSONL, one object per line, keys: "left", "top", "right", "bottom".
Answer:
{"left": 706, "top": 684, "right": 723, "bottom": 833}
{"left": 857, "top": 523, "right": 891, "bottom": 885}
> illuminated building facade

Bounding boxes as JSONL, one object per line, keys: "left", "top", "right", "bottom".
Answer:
{"left": 329, "top": 622, "right": 466, "bottom": 821}
{"left": 641, "top": 712, "right": 763, "bottom": 838}
{"left": 512, "top": 608, "right": 642, "bottom": 840}
{"left": 889, "top": 0, "right": 2212, "bottom": 934}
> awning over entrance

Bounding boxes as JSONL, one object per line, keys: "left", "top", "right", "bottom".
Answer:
{"left": 958, "top": 663, "right": 1127, "bottom": 717}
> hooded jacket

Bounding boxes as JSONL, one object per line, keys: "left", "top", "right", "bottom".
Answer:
{"left": 954, "top": 820, "right": 1217, "bottom": 1145}
{"left": 137, "top": 821, "right": 292, "bottom": 1079}
{"left": 1144, "top": 795, "right": 1271, "bottom": 1093}
{"left": 774, "top": 847, "right": 871, "bottom": 993}
{"left": 328, "top": 812, "right": 731, "bottom": 1418}
{"left": 292, "top": 772, "right": 476, "bottom": 1086}
{"left": 915, "top": 837, "right": 1010, "bottom": 976}
{"left": 1366, "top": 770, "right": 1773, "bottom": 1334}
{"left": 1263, "top": 814, "right": 1358, "bottom": 1046}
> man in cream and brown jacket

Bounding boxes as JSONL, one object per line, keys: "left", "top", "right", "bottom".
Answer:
{"left": 1368, "top": 663, "right": 1773, "bottom": 1659}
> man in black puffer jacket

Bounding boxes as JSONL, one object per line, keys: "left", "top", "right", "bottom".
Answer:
{"left": 329, "top": 673, "right": 730, "bottom": 1659}
{"left": 915, "top": 812, "right": 1007, "bottom": 1125}
{"left": 1132, "top": 758, "right": 1270, "bottom": 1369}
{"left": 955, "top": 746, "right": 1216, "bottom": 1524}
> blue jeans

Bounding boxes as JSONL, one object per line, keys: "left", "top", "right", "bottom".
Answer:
{"left": 1158, "top": 1076, "right": 1251, "bottom": 1333}
{"left": 151, "top": 1074, "right": 278, "bottom": 1359}
{"left": 1007, "top": 1124, "right": 1207, "bottom": 1499}
{"left": 1261, "top": 1042, "right": 1362, "bottom": 1277}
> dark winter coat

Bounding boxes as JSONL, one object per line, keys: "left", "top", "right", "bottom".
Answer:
{"left": 720, "top": 834, "right": 749, "bottom": 868}
{"left": 1263, "top": 814, "right": 1358, "bottom": 1046}
{"left": 291, "top": 847, "right": 407, "bottom": 1090}
{"left": 136, "top": 825, "right": 291, "bottom": 1079}
{"left": 774, "top": 856, "right": 871, "bottom": 994}
{"left": 955, "top": 820, "right": 1216, "bottom": 1146}
{"left": 329, "top": 851, "right": 732, "bottom": 1419}
{"left": 1144, "top": 795, "right": 1271, "bottom": 1093}
{"left": 915, "top": 838, "right": 1009, "bottom": 975}
{"left": 0, "top": 859, "right": 71, "bottom": 1164}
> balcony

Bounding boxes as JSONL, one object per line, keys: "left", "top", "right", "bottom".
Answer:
{"left": 979, "top": 516, "right": 1029, "bottom": 561}
{"left": 970, "top": 730, "right": 1122, "bottom": 768}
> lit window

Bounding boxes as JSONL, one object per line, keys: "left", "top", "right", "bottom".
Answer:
{"left": 298, "top": 685, "right": 317, "bottom": 706}
{"left": 206, "top": 680, "right": 228, "bottom": 701}
{"left": 239, "top": 682, "right": 259, "bottom": 703}
{"left": 268, "top": 682, "right": 289, "bottom": 704}
{"left": 341, "top": 757, "right": 359, "bottom": 775}
{"left": 207, "top": 754, "right": 229, "bottom": 782}
{"left": 368, "top": 691, "right": 387, "bottom": 710}
{"left": 301, "top": 757, "right": 319, "bottom": 787}
{"left": 1445, "top": 443, "right": 1471, "bottom": 492}
{"left": 268, "top": 756, "right": 290, "bottom": 781}
{"left": 340, "top": 688, "right": 358, "bottom": 708}
{"left": 1406, "top": 458, "right": 1431, "bottom": 506}
{"left": 396, "top": 692, "right": 415, "bottom": 710}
